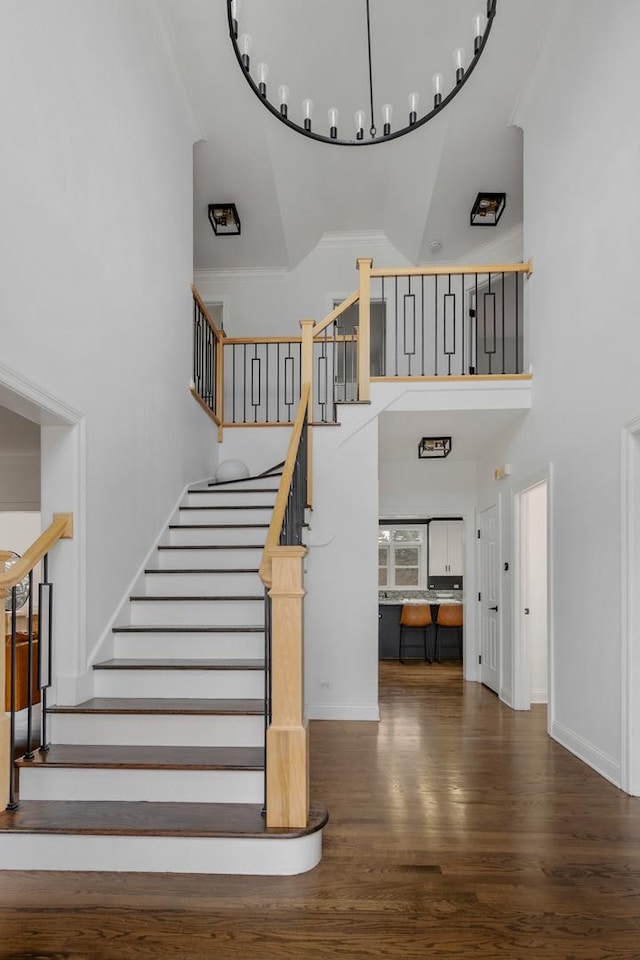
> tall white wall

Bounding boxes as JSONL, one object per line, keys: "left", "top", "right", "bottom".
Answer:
{"left": 476, "top": 0, "right": 640, "bottom": 785}
{"left": 0, "top": 1, "right": 217, "bottom": 676}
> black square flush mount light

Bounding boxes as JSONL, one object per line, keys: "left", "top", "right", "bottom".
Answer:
{"left": 470, "top": 192, "right": 506, "bottom": 226}
{"left": 418, "top": 437, "right": 452, "bottom": 459}
{"left": 208, "top": 203, "right": 241, "bottom": 236}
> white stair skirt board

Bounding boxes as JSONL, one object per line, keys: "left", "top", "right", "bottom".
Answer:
{"left": 0, "top": 832, "right": 323, "bottom": 876}
{"left": 127, "top": 598, "right": 264, "bottom": 626}
{"left": 18, "top": 768, "right": 264, "bottom": 804}
{"left": 142, "top": 571, "right": 262, "bottom": 596}
{"left": 112, "top": 630, "right": 265, "bottom": 660}
{"left": 168, "top": 525, "right": 268, "bottom": 546}
{"left": 93, "top": 668, "right": 264, "bottom": 699}
{"left": 177, "top": 508, "right": 274, "bottom": 525}
{"left": 154, "top": 547, "right": 264, "bottom": 570}
{"left": 185, "top": 490, "right": 278, "bottom": 508}
{"left": 48, "top": 713, "right": 264, "bottom": 747}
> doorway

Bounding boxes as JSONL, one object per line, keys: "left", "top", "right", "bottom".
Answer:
{"left": 515, "top": 478, "right": 549, "bottom": 711}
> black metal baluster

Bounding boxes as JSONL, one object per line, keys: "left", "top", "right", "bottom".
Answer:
{"left": 7, "top": 587, "right": 17, "bottom": 809}
{"left": 434, "top": 275, "right": 438, "bottom": 377}
{"left": 277, "top": 344, "right": 281, "bottom": 423}
{"left": 421, "top": 275, "right": 426, "bottom": 376}
{"left": 40, "top": 554, "right": 52, "bottom": 753}
{"left": 24, "top": 571, "right": 35, "bottom": 760}
{"left": 460, "top": 273, "right": 465, "bottom": 375}
{"left": 474, "top": 273, "right": 479, "bottom": 374}
{"left": 515, "top": 272, "right": 521, "bottom": 373}
{"left": 394, "top": 276, "right": 399, "bottom": 376}
{"left": 501, "top": 271, "right": 506, "bottom": 374}
{"left": 232, "top": 344, "right": 237, "bottom": 423}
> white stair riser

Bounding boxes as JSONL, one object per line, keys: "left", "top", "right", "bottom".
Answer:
{"left": 0, "top": 832, "right": 323, "bottom": 875}
{"left": 128, "top": 599, "right": 264, "bottom": 626}
{"left": 112, "top": 632, "right": 264, "bottom": 660}
{"left": 186, "top": 491, "right": 276, "bottom": 508}
{"left": 94, "top": 669, "right": 264, "bottom": 699}
{"left": 19, "top": 768, "right": 263, "bottom": 804}
{"left": 143, "top": 571, "right": 261, "bottom": 596}
{"left": 49, "top": 713, "right": 264, "bottom": 747}
{"left": 155, "top": 547, "right": 263, "bottom": 570}
{"left": 169, "top": 526, "right": 267, "bottom": 546}
{"left": 178, "top": 508, "right": 273, "bottom": 525}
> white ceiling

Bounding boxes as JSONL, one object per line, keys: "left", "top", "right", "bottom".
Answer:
{"left": 157, "top": 0, "right": 555, "bottom": 272}
{"left": 378, "top": 408, "right": 529, "bottom": 462}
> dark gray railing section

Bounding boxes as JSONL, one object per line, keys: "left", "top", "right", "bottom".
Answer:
{"left": 192, "top": 295, "right": 220, "bottom": 418}
{"left": 369, "top": 269, "right": 525, "bottom": 378}
{"left": 223, "top": 340, "right": 302, "bottom": 424}
{"left": 313, "top": 324, "right": 359, "bottom": 423}
{"left": 279, "top": 415, "right": 309, "bottom": 546}
{"left": 5, "top": 555, "right": 53, "bottom": 811}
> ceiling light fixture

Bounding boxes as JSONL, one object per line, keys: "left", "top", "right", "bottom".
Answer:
{"left": 470, "top": 191, "right": 506, "bottom": 226}
{"left": 418, "top": 437, "right": 452, "bottom": 459}
{"left": 227, "top": 1, "right": 498, "bottom": 147}
{"left": 208, "top": 203, "right": 242, "bottom": 236}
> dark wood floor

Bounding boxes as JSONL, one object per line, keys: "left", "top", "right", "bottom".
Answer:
{"left": 2, "top": 661, "right": 640, "bottom": 959}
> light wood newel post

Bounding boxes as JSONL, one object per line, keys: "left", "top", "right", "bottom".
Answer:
{"left": 300, "top": 319, "right": 315, "bottom": 507}
{"left": 356, "top": 258, "right": 373, "bottom": 402}
{"left": 216, "top": 332, "right": 224, "bottom": 442}
{"left": 266, "top": 546, "right": 309, "bottom": 828}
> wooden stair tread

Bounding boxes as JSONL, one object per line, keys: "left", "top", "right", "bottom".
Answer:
{"left": 169, "top": 523, "right": 270, "bottom": 529}
{"left": 144, "top": 568, "right": 259, "bottom": 574}
{"left": 179, "top": 505, "right": 274, "bottom": 511}
{"left": 0, "top": 800, "right": 328, "bottom": 839}
{"left": 15, "top": 744, "right": 265, "bottom": 770}
{"left": 188, "top": 487, "right": 280, "bottom": 495}
{"left": 112, "top": 625, "right": 264, "bottom": 634}
{"left": 47, "top": 697, "right": 264, "bottom": 715}
{"left": 129, "top": 595, "right": 264, "bottom": 602}
{"left": 93, "top": 658, "right": 265, "bottom": 671}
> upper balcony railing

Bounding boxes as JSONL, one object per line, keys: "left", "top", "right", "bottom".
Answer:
{"left": 191, "top": 258, "right": 532, "bottom": 432}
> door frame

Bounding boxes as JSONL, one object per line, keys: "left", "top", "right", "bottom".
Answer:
{"left": 476, "top": 500, "right": 501, "bottom": 694}
{"left": 621, "top": 416, "right": 640, "bottom": 795}
{"left": 512, "top": 466, "right": 553, "bottom": 721}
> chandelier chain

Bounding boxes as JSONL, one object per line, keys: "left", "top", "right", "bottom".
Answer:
{"left": 365, "top": 0, "right": 376, "bottom": 138}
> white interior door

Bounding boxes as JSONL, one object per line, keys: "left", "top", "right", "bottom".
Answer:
{"left": 519, "top": 481, "right": 548, "bottom": 705}
{"left": 479, "top": 504, "right": 500, "bottom": 693}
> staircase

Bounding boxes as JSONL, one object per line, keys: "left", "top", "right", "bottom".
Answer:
{"left": 0, "top": 471, "right": 326, "bottom": 875}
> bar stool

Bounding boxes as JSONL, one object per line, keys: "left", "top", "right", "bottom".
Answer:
{"left": 399, "top": 603, "right": 434, "bottom": 663}
{"left": 435, "top": 604, "right": 463, "bottom": 661}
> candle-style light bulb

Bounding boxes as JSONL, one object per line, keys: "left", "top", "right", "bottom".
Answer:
{"left": 408, "top": 92, "right": 419, "bottom": 126}
{"left": 302, "top": 98, "right": 313, "bottom": 132}
{"left": 230, "top": 0, "right": 239, "bottom": 39}
{"left": 453, "top": 47, "right": 465, "bottom": 84}
{"left": 278, "top": 84, "right": 289, "bottom": 118}
{"left": 239, "top": 33, "right": 251, "bottom": 71}
{"left": 328, "top": 107, "right": 339, "bottom": 140}
{"left": 257, "top": 62, "right": 269, "bottom": 97}
{"left": 472, "top": 13, "right": 485, "bottom": 54}
{"left": 355, "top": 109, "right": 365, "bottom": 141}
{"left": 432, "top": 73, "right": 443, "bottom": 108}
{"left": 382, "top": 103, "right": 393, "bottom": 136}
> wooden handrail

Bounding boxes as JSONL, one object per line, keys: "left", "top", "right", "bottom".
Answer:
{"left": 191, "top": 285, "right": 225, "bottom": 341}
{"left": 223, "top": 336, "right": 302, "bottom": 345}
{"left": 312, "top": 290, "right": 359, "bottom": 339}
{"left": 0, "top": 514, "right": 73, "bottom": 595}
{"left": 370, "top": 260, "right": 533, "bottom": 279}
{"left": 259, "top": 384, "right": 311, "bottom": 587}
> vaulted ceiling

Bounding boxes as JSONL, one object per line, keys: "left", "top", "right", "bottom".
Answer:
{"left": 157, "top": 0, "right": 556, "bottom": 272}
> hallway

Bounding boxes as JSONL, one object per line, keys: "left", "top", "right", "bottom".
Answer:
{"left": 1, "top": 663, "right": 640, "bottom": 958}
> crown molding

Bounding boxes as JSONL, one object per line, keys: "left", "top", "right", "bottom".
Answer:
{"left": 317, "top": 230, "right": 390, "bottom": 249}
{"left": 454, "top": 223, "right": 524, "bottom": 266}
{"left": 193, "top": 267, "right": 290, "bottom": 285}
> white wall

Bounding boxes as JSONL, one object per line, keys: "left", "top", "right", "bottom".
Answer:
{"left": 0, "top": 1, "right": 217, "bottom": 681}
{"left": 194, "top": 234, "right": 412, "bottom": 337}
{"left": 475, "top": 0, "right": 640, "bottom": 785}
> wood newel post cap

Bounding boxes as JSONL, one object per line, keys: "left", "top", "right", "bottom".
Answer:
{"left": 299, "top": 318, "right": 315, "bottom": 330}
{"left": 356, "top": 257, "right": 374, "bottom": 271}
{"left": 526, "top": 257, "right": 534, "bottom": 278}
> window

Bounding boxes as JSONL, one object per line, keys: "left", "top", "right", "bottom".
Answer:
{"left": 378, "top": 525, "right": 426, "bottom": 590}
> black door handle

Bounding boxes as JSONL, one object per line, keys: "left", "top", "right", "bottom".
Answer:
{"left": 489, "top": 605, "right": 498, "bottom": 611}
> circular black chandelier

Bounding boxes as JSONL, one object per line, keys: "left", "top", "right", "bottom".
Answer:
{"left": 227, "top": 0, "right": 497, "bottom": 147}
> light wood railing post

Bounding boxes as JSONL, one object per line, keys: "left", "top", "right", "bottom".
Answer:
{"left": 216, "top": 331, "right": 224, "bottom": 443}
{"left": 356, "top": 258, "right": 373, "bottom": 402}
{"left": 300, "top": 319, "right": 315, "bottom": 507}
{"left": 266, "top": 546, "right": 309, "bottom": 828}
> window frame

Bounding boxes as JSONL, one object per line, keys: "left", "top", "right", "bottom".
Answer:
{"left": 378, "top": 522, "right": 427, "bottom": 592}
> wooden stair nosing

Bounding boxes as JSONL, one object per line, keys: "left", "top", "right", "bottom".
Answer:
{"left": 168, "top": 523, "right": 270, "bottom": 530}
{"left": 47, "top": 697, "right": 264, "bottom": 716}
{"left": 15, "top": 744, "right": 265, "bottom": 771}
{"left": 0, "top": 800, "right": 328, "bottom": 839}
{"left": 128, "top": 595, "right": 264, "bottom": 602}
{"left": 188, "top": 487, "right": 280, "bottom": 496}
{"left": 93, "top": 658, "right": 265, "bottom": 671}
{"left": 157, "top": 544, "right": 265, "bottom": 551}
{"left": 179, "top": 505, "right": 275, "bottom": 512}
{"left": 144, "top": 568, "right": 260, "bottom": 574}
{"left": 112, "top": 625, "right": 265, "bottom": 634}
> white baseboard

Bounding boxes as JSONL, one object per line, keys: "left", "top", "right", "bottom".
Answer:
{"left": 53, "top": 669, "right": 93, "bottom": 707}
{"left": 530, "top": 688, "right": 548, "bottom": 704}
{"left": 551, "top": 719, "right": 620, "bottom": 788}
{"left": 306, "top": 705, "right": 380, "bottom": 721}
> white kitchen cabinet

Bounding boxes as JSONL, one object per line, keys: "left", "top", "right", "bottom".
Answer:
{"left": 429, "top": 521, "right": 464, "bottom": 576}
